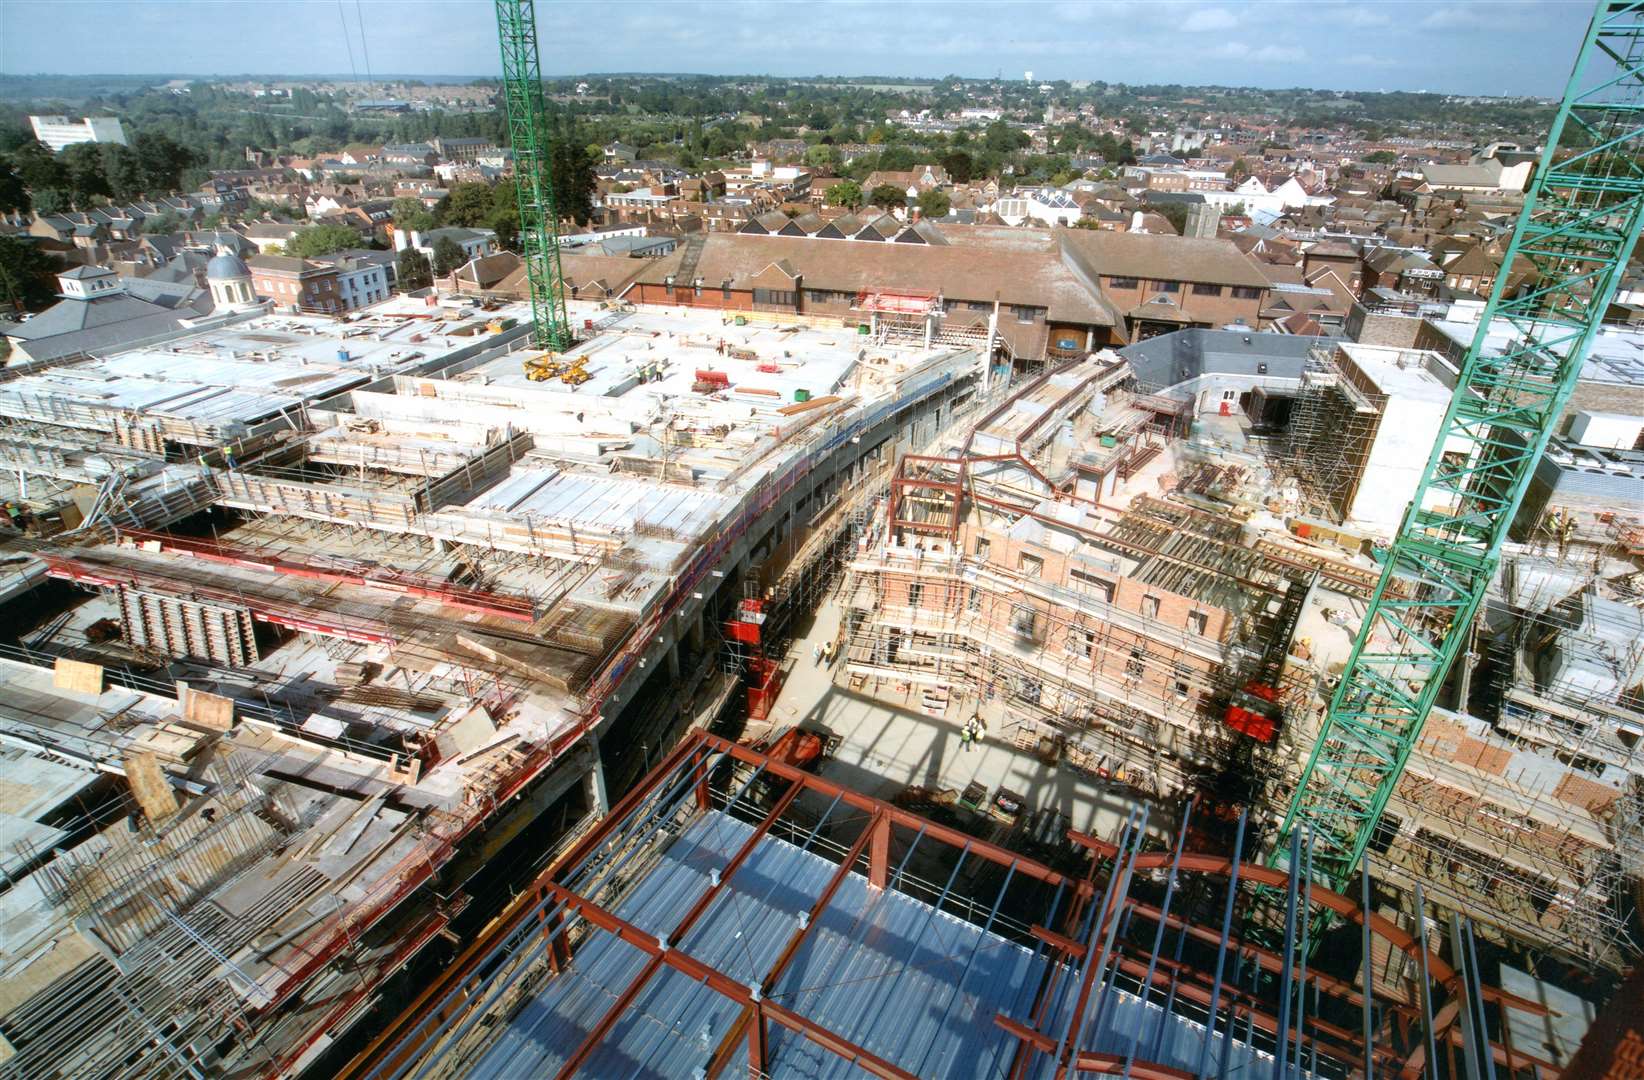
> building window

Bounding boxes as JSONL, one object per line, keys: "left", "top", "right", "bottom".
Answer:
{"left": 974, "top": 536, "right": 990, "bottom": 559}
{"left": 1173, "top": 664, "right": 1191, "bottom": 698}
{"left": 967, "top": 587, "right": 982, "bottom": 613}
{"left": 1141, "top": 595, "right": 1160, "bottom": 619}
{"left": 1126, "top": 647, "right": 1146, "bottom": 679}
{"left": 1019, "top": 552, "right": 1043, "bottom": 577}
{"left": 1072, "top": 627, "right": 1095, "bottom": 659}
{"left": 1152, "top": 280, "right": 1181, "bottom": 294}
{"left": 907, "top": 581, "right": 923, "bottom": 608}
{"left": 1108, "top": 277, "right": 1139, "bottom": 290}
{"left": 1069, "top": 568, "right": 1114, "bottom": 603}
{"left": 1187, "top": 610, "right": 1208, "bottom": 636}
{"left": 1231, "top": 286, "right": 1263, "bottom": 299}
{"left": 1013, "top": 305, "right": 1038, "bottom": 323}
{"left": 1191, "top": 283, "right": 1222, "bottom": 296}
{"left": 753, "top": 288, "right": 795, "bottom": 306}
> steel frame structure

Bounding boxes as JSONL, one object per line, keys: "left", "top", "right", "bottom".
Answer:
{"left": 494, "top": 0, "right": 572, "bottom": 350}
{"left": 343, "top": 730, "right": 1554, "bottom": 1080}
{"left": 1274, "top": 0, "right": 1644, "bottom": 893}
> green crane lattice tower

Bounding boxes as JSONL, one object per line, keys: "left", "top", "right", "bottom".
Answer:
{"left": 1272, "top": 0, "right": 1644, "bottom": 893}
{"left": 495, "top": 0, "right": 572, "bottom": 351}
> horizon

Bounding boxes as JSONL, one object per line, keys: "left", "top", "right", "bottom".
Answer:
{"left": 0, "top": 1, "right": 1585, "bottom": 99}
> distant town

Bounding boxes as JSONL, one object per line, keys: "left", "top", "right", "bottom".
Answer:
{"left": 0, "top": 28, "right": 1640, "bottom": 1080}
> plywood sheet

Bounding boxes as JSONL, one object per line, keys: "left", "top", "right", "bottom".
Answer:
{"left": 123, "top": 750, "right": 178, "bottom": 822}
{"left": 51, "top": 657, "right": 104, "bottom": 695}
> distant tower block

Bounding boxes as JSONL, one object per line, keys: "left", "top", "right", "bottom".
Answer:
{"left": 1023, "top": 70, "right": 1033, "bottom": 82}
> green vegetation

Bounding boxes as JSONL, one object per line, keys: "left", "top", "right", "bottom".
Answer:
{"left": 285, "top": 222, "right": 360, "bottom": 257}
{"left": 397, "top": 247, "right": 432, "bottom": 290}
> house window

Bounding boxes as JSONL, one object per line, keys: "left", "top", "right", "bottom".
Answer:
{"left": 1187, "top": 610, "right": 1208, "bottom": 636}
{"left": 1013, "top": 305, "right": 1039, "bottom": 323}
{"left": 1172, "top": 664, "right": 1192, "bottom": 698}
{"left": 968, "top": 587, "right": 982, "bottom": 613}
{"left": 1141, "top": 595, "right": 1161, "bottom": 619}
{"left": 753, "top": 288, "right": 795, "bottom": 306}
{"left": 1072, "top": 627, "right": 1096, "bottom": 659}
{"left": 974, "top": 536, "right": 990, "bottom": 559}
{"left": 722, "top": 283, "right": 732, "bottom": 300}
{"left": 1069, "top": 568, "right": 1114, "bottom": 603}
{"left": 1152, "top": 280, "right": 1181, "bottom": 294}
{"left": 1019, "top": 552, "right": 1043, "bottom": 577}
{"left": 907, "top": 581, "right": 923, "bottom": 608}
{"left": 1231, "top": 286, "right": 1263, "bottom": 299}
{"left": 1191, "top": 283, "right": 1222, "bottom": 296}
{"left": 1126, "top": 647, "right": 1146, "bottom": 679}
{"left": 1108, "top": 277, "right": 1139, "bottom": 290}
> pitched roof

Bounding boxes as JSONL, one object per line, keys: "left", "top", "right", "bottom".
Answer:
{"left": 633, "top": 232, "right": 1116, "bottom": 326}
{"left": 1057, "top": 230, "right": 1270, "bottom": 288}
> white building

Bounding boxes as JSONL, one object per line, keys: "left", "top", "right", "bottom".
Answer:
{"left": 29, "top": 115, "right": 127, "bottom": 152}
{"left": 994, "top": 187, "right": 1082, "bottom": 227}
{"left": 318, "top": 255, "right": 392, "bottom": 311}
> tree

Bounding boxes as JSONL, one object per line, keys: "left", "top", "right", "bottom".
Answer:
{"left": 10, "top": 141, "right": 67, "bottom": 206}
{"left": 59, "top": 143, "right": 111, "bottom": 207}
{"left": 0, "top": 235, "right": 59, "bottom": 314}
{"left": 100, "top": 144, "right": 145, "bottom": 202}
{"left": 549, "top": 115, "right": 598, "bottom": 226}
{"left": 0, "top": 157, "right": 28, "bottom": 214}
{"left": 915, "top": 188, "right": 950, "bottom": 220}
{"left": 437, "top": 181, "right": 495, "bottom": 228}
{"left": 392, "top": 196, "right": 435, "bottom": 234}
{"left": 940, "top": 149, "right": 974, "bottom": 184}
{"left": 1363, "top": 149, "right": 1397, "bottom": 164}
{"left": 397, "top": 247, "right": 432, "bottom": 290}
{"left": 1155, "top": 204, "right": 1189, "bottom": 235}
{"left": 286, "top": 223, "right": 361, "bottom": 258}
{"left": 825, "top": 180, "right": 863, "bottom": 210}
{"left": 868, "top": 183, "right": 906, "bottom": 211}
{"left": 142, "top": 210, "right": 184, "bottom": 235}
{"left": 431, "top": 236, "right": 467, "bottom": 278}
{"left": 131, "top": 131, "right": 197, "bottom": 193}
{"left": 1227, "top": 158, "right": 1252, "bottom": 184}
{"left": 805, "top": 143, "right": 839, "bottom": 172}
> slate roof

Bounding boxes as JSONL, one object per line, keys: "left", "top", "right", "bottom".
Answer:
{"left": 0, "top": 280, "right": 212, "bottom": 361}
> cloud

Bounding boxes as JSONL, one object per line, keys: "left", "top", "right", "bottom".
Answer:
{"left": 1182, "top": 7, "right": 1240, "bottom": 31}
{"left": 1209, "top": 41, "right": 1305, "bottom": 63}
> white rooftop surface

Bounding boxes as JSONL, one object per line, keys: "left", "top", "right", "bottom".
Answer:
{"left": 1431, "top": 312, "right": 1644, "bottom": 388}
{"left": 1339, "top": 343, "right": 1453, "bottom": 403}
{"left": 466, "top": 467, "right": 737, "bottom": 536}
{"left": 477, "top": 302, "right": 870, "bottom": 405}
{"left": 0, "top": 301, "right": 533, "bottom": 428}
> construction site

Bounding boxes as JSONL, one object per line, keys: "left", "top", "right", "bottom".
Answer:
{"left": 2, "top": 1, "right": 1644, "bottom": 1077}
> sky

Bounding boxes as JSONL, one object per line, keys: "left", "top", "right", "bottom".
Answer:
{"left": 0, "top": 0, "right": 1592, "bottom": 98}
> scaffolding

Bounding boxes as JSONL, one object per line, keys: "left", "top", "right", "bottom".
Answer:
{"left": 1282, "top": 345, "right": 1385, "bottom": 522}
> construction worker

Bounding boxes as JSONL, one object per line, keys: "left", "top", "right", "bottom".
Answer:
{"left": 959, "top": 723, "right": 973, "bottom": 752}
{"left": 1558, "top": 512, "right": 1577, "bottom": 561}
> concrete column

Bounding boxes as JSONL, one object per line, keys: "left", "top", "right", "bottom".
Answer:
{"left": 666, "top": 641, "right": 681, "bottom": 681}
{"left": 587, "top": 751, "right": 611, "bottom": 814}
{"left": 923, "top": 314, "right": 934, "bottom": 350}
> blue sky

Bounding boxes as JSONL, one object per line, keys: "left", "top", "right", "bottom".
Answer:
{"left": 0, "top": 1, "right": 1589, "bottom": 97}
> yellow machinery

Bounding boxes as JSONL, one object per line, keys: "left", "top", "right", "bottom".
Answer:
{"left": 522, "top": 354, "right": 563, "bottom": 381}
{"left": 559, "top": 356, "right": 591, "bottom": 386}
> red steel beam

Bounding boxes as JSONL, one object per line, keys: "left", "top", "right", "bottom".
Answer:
{"left": 544, "top": 879, "right": 918, "bottom": 1080}
{"left": 551, "top": 780, "right": 804, "bottom": 1080}
{"left": 707, "top": 808, "right": 884, "bottom": 1080}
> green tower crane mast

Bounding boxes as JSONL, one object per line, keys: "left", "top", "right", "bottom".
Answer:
{"left": 495, "top": 0, "right": 572, "bottom": 351}
{"left": 1272, "top": 0, "right": 1644, "bottom": 892}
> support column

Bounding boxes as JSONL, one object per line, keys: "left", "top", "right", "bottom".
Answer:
{"left": 587, "top": 751, "right": 610, "bottom": 815}
{"left": 666, "top": 641, "right": 681, "bottom": 681}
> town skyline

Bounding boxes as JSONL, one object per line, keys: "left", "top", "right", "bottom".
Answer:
{"left": 1, "top": 0, "right": 1588, "bottom": 98}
